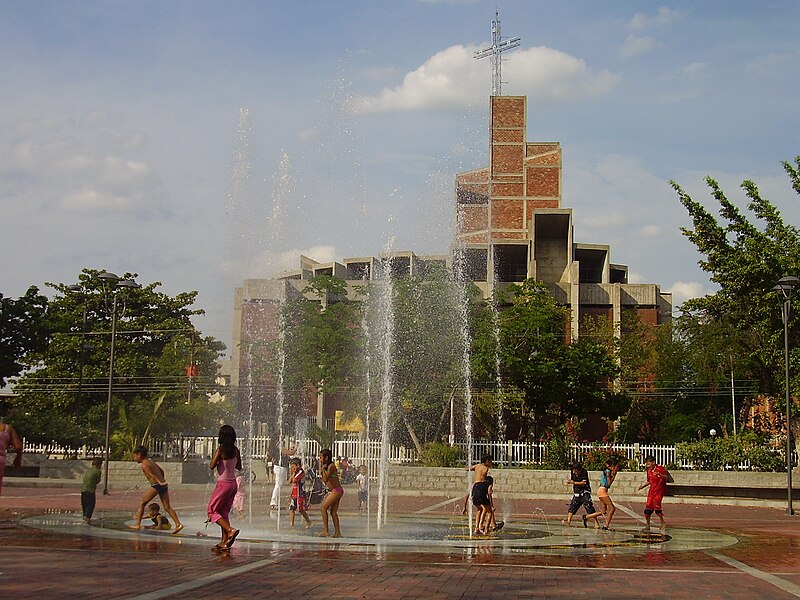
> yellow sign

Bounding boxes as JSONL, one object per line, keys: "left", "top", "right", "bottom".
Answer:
{"left": 334, "top": 411, "right": 365, "bottom": 432}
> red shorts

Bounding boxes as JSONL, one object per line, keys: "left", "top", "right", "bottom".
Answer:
{"left": 290, "top": 496, "right": 307, "bottom": 513}
{"left": 646, "top": 493, "right": 663, "bottom": 512}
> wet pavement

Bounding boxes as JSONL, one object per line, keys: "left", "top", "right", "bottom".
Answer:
{"left": 2, "top": 481, "right": 800, "bottom": 599}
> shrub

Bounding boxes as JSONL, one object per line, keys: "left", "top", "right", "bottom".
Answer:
{"left": 541, "top": 421, "right": 582, "bottom": 470}
{"left": 419, "top": 442, "right": 464, "bottom": 467}
{"left": 582, "top": 444, "right": 629, "bottom": 472}
{"left": 676, "top": 432, "right": 784, "bottom": 471}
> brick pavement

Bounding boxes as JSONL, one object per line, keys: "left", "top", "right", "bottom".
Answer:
{"left": 2, "top": 484, "right": 800, "bottom": 599}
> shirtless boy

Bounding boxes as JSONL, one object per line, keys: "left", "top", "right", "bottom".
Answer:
{"left": 460, "top": 454, "right": 493, "bottom": 516}
{"left": 130, "top": 446, "right": 184, "bottom": 534}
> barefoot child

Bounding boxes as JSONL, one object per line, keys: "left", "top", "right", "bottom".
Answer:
{"left": 471, "top": 474, "right": 492, "bottom": 534}
{"left": 563, "top": 462, "right": 601, "bottom": 528}
{"left": 206, "top": 425, "right": 242, "bottom": 551}
{"left": 130, "top": 446, "right": 184, "bottom": 534}
{"left": 461, "top": 454, "right": 492, "bottom": 516}
{"left": 597, "top": 458, "right": 619, "bottom": 530}
{"left": 144, "top": 503, "right": 172, "bottom": 530}
{"left": 482, "top": 475, "right": 504, "bottom": 533}
{"left": 318, "top": 448, "right": 343, "bottom": 537}
{"left": 289, "top": 457, "right": 311, "bottom": 528}
{"left": 638, "top": 455, "right": 669, "bottom": 532}
{"left": 356, "top": 465, "right": 369, "bottom": 515}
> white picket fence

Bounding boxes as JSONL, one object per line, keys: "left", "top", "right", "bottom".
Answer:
{"left": 21, "top": 436, "right": 678, "bottom": 470}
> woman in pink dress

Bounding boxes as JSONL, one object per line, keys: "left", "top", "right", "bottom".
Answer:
{"left": 206, "top": 425, "right": 241, "bottom": 551}
{"left": 0, "top": 420, "right": 23, "bottom": 496}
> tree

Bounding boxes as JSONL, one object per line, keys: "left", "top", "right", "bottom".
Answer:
{"left": 8, "top": 269, "right": 228, "bottom": 453}
{"left": 278, "top": 275, "right": 364, "bottom": 424}
{"left": 471, "top": 279, "right": 629, "bottom": 439}
{"left": 0, "top": 287, "right": 49, "bottom": 387}
{"left": 670, "top": 156, "right": 800, "bottom": 451}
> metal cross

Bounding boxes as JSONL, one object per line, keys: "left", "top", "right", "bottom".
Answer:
{"left": 474, "top": 11, "right": 521, "bottom": 96}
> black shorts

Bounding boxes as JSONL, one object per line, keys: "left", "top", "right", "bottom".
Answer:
{"left": 568, "top": 492, "right": 596, "bottom": 515}
{"left": 471, "top": 482, "right": 490, "bottom": 507}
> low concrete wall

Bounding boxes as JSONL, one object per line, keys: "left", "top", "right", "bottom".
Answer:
{"left": 386, "top": 465, "right": 798, "bottom": 502}
{"left": 24, "top": 460, "right": 797, "bottom": 504}
{"left": 32, "top": 459, "right": 209, "bottom": 486}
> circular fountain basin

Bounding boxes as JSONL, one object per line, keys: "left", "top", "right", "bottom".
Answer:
{"left": 21, "top": 510, "right": 738, "bottom": 556}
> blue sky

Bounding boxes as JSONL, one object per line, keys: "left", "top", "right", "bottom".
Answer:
{"left": 2, "top": 1, "right": 799, "bottom": 353}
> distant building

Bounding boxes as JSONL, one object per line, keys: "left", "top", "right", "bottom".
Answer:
{"left": 230, "top": 95, "right": 671, "bottom": 429}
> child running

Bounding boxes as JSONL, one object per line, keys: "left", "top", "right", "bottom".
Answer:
{"left": 638, "top": 454, "right": 669, "bottom": 532}
{"left": 597, "top": 458, "right": 619, "bottom": 530}
{"left": 130, "top": 446, "right": 184, "bottom": 534}
{"left": 289, "top": 457, "right": 311, "bottom": 528}
{"left": 318, "top": 448, "right": 343, "bottom": 537}
{"left": 206, "top": 425, "right": 242, "bottom": 551}
{"left": 562, "top": 461, "right": 601, "bottom": 528}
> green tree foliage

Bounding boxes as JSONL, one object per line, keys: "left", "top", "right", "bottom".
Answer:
{"left": 665, "top": 156, "right": 800, "bottom": 445}
{"left": 0, "top": 287, "right": 49, "bottom": 386}
{"left": 279, "top": 275, "right": 364, "bottom": 417}
{"left": 471, "top": 279, "right": 629, "bottom": 438}
{"left": 8, "top": 269, "right": 228, "bottom": 453}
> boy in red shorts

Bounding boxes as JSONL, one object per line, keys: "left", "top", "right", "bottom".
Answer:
{"left": 637, "top": 454, "right": 669, "bottom": 532}
{"left": 289, "top": 457, "right": 311, "bottom": 528}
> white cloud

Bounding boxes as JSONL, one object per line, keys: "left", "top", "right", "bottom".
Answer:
{"left": 352, "top": 44, "right": 618, "bottom": 113}
{"left": 628, "top": 270, "right": 645, "bottom": 284}
{"left": 681, "top": 62, "right": 706, "bottom": 76}
{"left": 297, "top": 128, "right": 320, "bottom": 141}
{"left": 640, "top": 225, "right": 662, "bottom": 237}
{"left": 0, "top": 113, "right": 163, "bottom": 216}
{"left": 667, "top": 280, "right": 707, "bottom": 308}
{"left": 60, "top": 189, "right": 137, "bottom": 212}
{"left": 622, "top": 8, "right": 685, "bottom": 59}
{"left": 630, "top": 7, "right": 685, "bottom": 31}
{"left": 619, "top": 35, "right": 658, "bottom": 59}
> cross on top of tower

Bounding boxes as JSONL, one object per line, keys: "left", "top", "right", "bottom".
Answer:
{"left": 474, "top": 11, "right": 521, "bottom": 96}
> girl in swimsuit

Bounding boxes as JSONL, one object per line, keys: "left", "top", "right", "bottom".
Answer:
{"left": 597, "top": 457, "right": 619, "bottom": 530}
{"left": 319, "top": 448, "right": 343, "bottom": 537}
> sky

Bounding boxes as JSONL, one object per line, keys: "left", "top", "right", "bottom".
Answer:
{"left": 2, "top": 1, "right": 799, "bottom": 356}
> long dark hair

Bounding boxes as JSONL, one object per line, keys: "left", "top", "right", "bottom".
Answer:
{"left": 320, "top": 448, "right": 332, "bottom": 465}
{"left": 218, "top": 425, "right": 237, "bottom": 459}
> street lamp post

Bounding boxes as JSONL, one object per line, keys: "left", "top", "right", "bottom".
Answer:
{"left": 774, "top": 275, "right": 799, "bottom": 516}
{"left": 98, "top": 272, "right": 140, "bottom": 495}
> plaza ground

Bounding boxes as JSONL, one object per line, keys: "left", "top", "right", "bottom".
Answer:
{"left": 1, "top": 480, "right": 800, "bottom": 599}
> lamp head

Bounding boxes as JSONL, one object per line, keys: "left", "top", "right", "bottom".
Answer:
{"left": 116, "top": 280, "right": 140, "bottom": 290}
{"left": 98, "top": 271, "right": 120, "bottom": 283}
{"left": 774, "top": 276, "right": 799, "bottom": 300}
